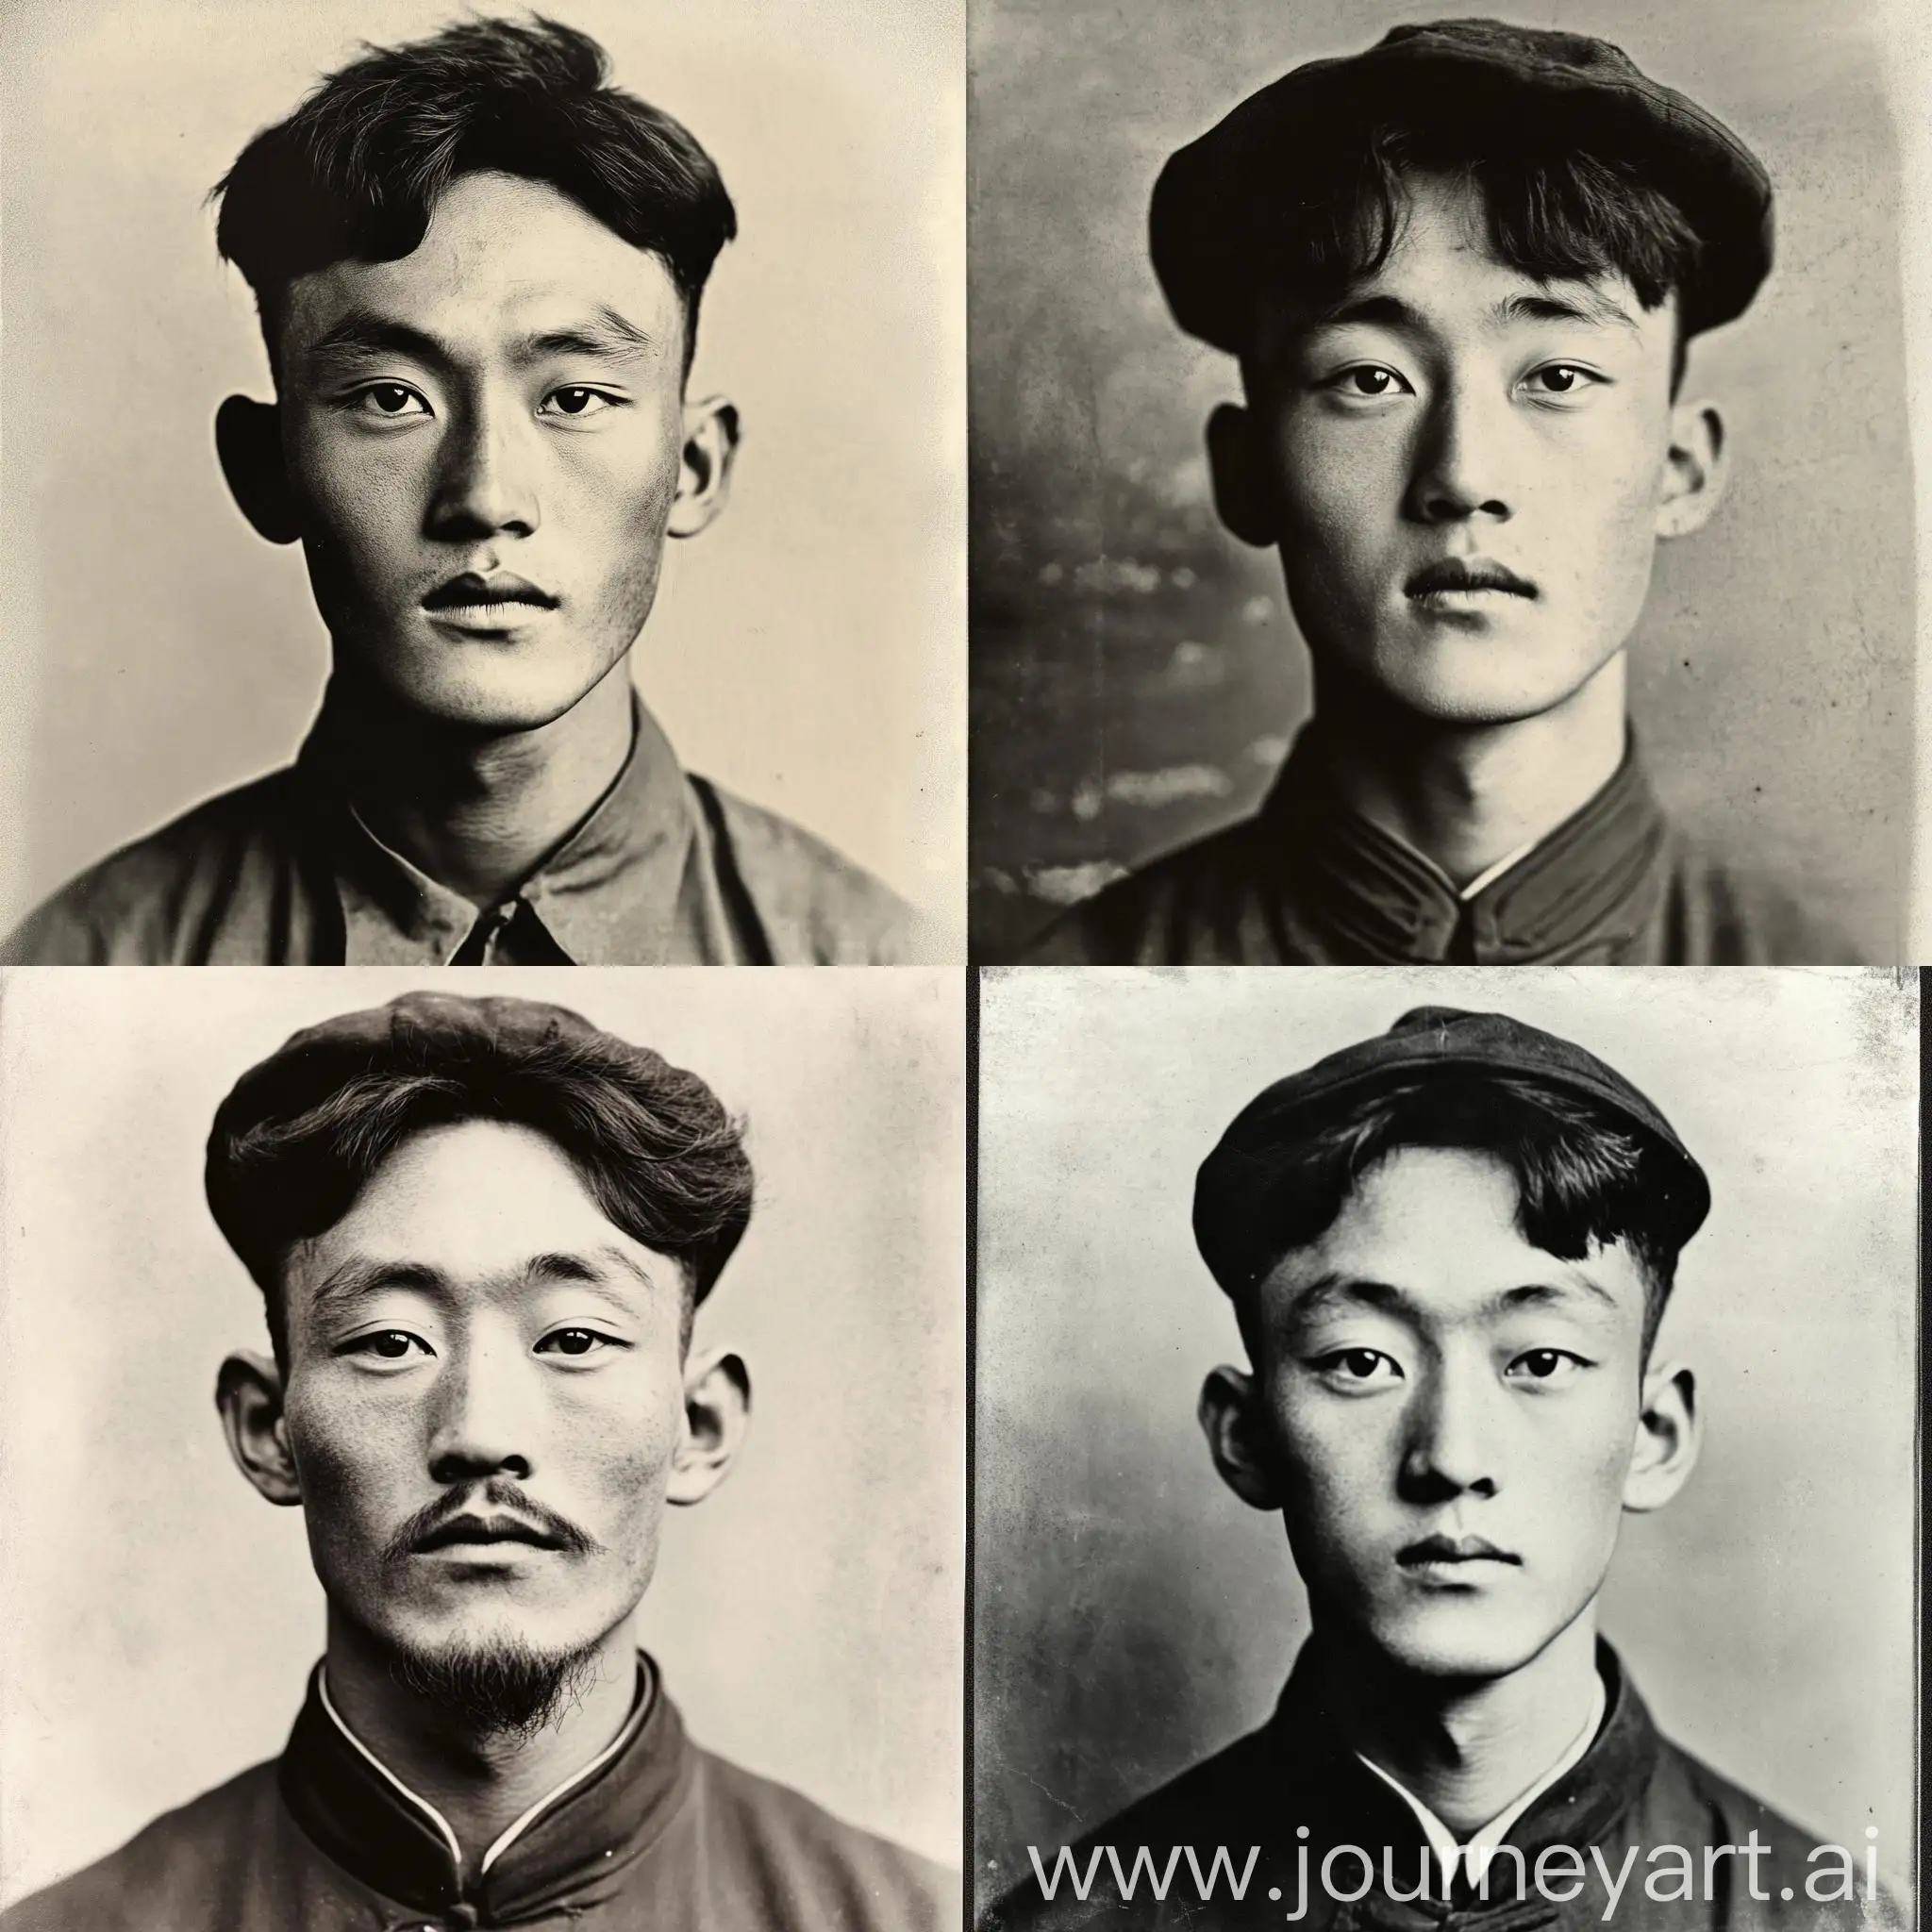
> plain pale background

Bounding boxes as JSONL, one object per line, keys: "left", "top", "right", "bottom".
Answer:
{"left": 968, "top": 0, "right": 1919, "bottom": 961}
{"left": 0, "top": 967, "right": 965, "bottom": 1907}
{"left": 974, "top": 968, "right": 1917, "bottom": 1915}
{"left": 0, "top": 0, "right": 966, "bottom": 945}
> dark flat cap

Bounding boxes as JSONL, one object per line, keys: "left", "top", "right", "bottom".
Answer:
{"left": 1193, "top": 1006, "right": 1709, "bottom": 1294}
{"left": 1151, "top": 17, "right": 1774, "bottom": 353}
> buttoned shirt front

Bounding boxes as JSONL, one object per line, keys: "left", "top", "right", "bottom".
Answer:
{"left": 4, "top": 694, "right": 916, "bottom": 966}
{"left": 1018, "top": 729, "right": 1857, "bottom": 966}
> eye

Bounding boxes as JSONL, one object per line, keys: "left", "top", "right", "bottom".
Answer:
{"left": 1523, "top": 364, "right": 1597, "bottom": 397}
{"left": 1331, "top": 364, "right": 1412, "bottom": 399}
{"left": 343, "top": 1329, "right": 432, "bottom": 1361}
{"left": 535, "top": 1327, "right": 622, "bottom": 1357}
{"left": 1507, "top": 1348, "right": 1590, "bottom": 1383}
{"left": 539, "top": 387, "right": 619, "bottom": 418}
{"left": 354, "top": 383, "right": 431, "bottom": 418}
{"left": 1310, "top": 1347, "right": 1404, "bottom": 1385}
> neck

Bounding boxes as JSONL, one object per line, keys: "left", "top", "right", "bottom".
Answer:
{"left": 1318, "top": 1607, "right": 1604, "bottom": 1836}
{"left": 323, "top": 656, "right": 639, "bottom": 908}
{"left": 1311, "top": 657, "right": 1629, "bottom": 888}
{"left": 321, "top": 1610, "right": 643, "bottom": 1882}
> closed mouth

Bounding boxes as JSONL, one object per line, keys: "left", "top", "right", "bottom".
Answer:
{"left": 1397, "top": 1535, "right": 1521, "bottom": 1567}
{"left": 422, "top": 573, "right": 559, "bottom": 619}
{"left": 1404, "top": 560, "right": 1538, "bottom": 601}
{"left": 412, "top": 1514, "right": 567, "bottom": 1554}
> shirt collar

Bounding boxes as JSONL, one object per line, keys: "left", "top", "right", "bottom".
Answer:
{"left": 295, "top": 688, "right": 702, "bottom": 966}
{"left": 1353, "top": 1671, "right": 1609, "bottom": 1896}
{"left": 279, "top": 1655, "right": 693, "bottom": 1923}
{"left": 1260, "top": 727, "right": 1672, "bottom": 963}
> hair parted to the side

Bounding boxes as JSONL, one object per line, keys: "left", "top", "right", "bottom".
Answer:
{"left": 1232, "top": 1074, "right": 1689, "bottom": 1364}
{"left": 207, "top": 1010, "right": 753, "bottom": 1367}
{"left": 211, "top": 13, "right": 737, "bottom": 376}
{"left": 1252, "top": 121, "right": 1705, "bottom": 393}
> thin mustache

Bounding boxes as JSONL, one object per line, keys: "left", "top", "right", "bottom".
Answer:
{"left": 384, "top": 1483, "right": 603, "bottom": 1563}
{"left": 1404, "top": 559, "right": 1538, "bottom": 598}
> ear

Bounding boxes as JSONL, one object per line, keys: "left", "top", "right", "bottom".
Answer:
{"left": 1206, "top": 402, "right": 1277, "bottom": 548}
{"left": 666, "top": 394, "right": 741, "bottom": 539}
{"left": 667, "top": 1346, "right": 750, "bottom": 1505}
{"left": 215, "top": 395, "right": 302, "bottom": 545}
{"left": 1198, "top": 1363, "right": 1284, "bottom": 1510}
{"left": 1622, "top": 1360, "right": 1699, "bottom": 1512}
{"left": 215, "top": 1351, "right": 304, "bottom": 1507}
{"left": 1655, "top": 399, "right": 1727, "bottom": 541}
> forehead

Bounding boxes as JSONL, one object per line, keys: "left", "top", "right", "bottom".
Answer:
{"left": 284, "top": 1117, "right": 664, "bottom": 1305}
{"left": 277, "top": 169, "right": 685, "bottom": 360}
{"left": 1259, "top": 1144, "right": 1645, "bottom": 1329}
{"left": 1253, "top": 167, "right": 1667, "bottom": 355}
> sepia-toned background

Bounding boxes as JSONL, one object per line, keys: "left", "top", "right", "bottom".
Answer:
{"left": 968, "top": 0, "right": 1918, "bottom": 961}
{"left": 974, "top": 967, "right": 1917, "bottom": 1917}
{"left": 0, "top": 966, "right": 965, "bottom": 1907}
{"left": 0, "top": 0, "right": 966, "bottom": 947}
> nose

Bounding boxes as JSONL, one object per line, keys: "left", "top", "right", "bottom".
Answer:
{"left": 1397, "top": 1355, "right": 1501, "bottom": 1503}
{"left": 1406, "top": 377, "right": 1514, "bottom": 526}
{"left": 425, "top": 1338, "right": 534, "bottom": 1485}
{"left": 426, "top": 392, "right": 541, "bottom": 541}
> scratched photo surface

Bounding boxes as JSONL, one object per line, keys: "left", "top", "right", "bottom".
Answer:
{"left": 967, "top": 0, "right": 1917, "bottom": 961}
{"left": 972, "top": 967, "right": 1916, "bottom": 1918}
{"left": 0, "top": 966, "right": 965, "bottom": 1908}
{"left": 0, "top": 0, "right": 966, "bottom": 946}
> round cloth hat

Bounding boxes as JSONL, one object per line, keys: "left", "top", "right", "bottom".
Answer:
{"left": 1192, "top": 1005, "right": 1710, "bottom": 1295}
{"left": 1150, "top": 17, "right": 1774, "bottom": 352}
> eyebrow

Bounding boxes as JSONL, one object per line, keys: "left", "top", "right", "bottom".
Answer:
{"left": 1284, "top": 1270, "right": 1624, "bottom": 1323}
{"left": 1304, "top": 287, "right": 1637, "bottom": 337}
{"left": 297, "top": 304, "right": 657, "bottom": 374}
{"left": 305, "top": 1245, "right": 658, "bottom": 1318}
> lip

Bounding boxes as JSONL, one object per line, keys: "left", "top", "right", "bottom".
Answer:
{"left": 411, "top": 1513, "right": 568, "bottom": 1555}
{"left": 421, "top": 571, "right": 560, "bottom": 632}
{"left": 1397, "top": 1534, "right": 1522, "bottom": 1569}
{"left": 1404, "top": 558, "right": 1539, "bottom": 603}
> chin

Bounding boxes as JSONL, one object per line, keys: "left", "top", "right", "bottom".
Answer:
{"left": 1364, "top": 1599, "right": 1569, "bottom": 1683}
{"left": 1360, "top": 637, "right": 1607, "bottom": 728}
{"left": 370, "top": 645, "right": 621, "bottom": 736}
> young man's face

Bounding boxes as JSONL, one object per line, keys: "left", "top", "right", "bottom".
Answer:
{"left": 272, "top": 1118, "right": 700, "bottom": 1676}
{"left": 1241, "top": 1146, "right": 1653, "bottom": 1678}
{"left": 268, "top": 170, "right": 718, "bottom": 733}
{"left": 1234, "top": 171, "right": 1690, "bottom": 725}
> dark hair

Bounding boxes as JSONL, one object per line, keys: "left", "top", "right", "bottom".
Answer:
{"left": 207, "top": 1012, "right": 753, "bottom": 1366}
{"left": 1253, "top": 122, "right": 1704, "bottom": 393}
{"left": 211, "top": 14, "right": 737, "bottom": 376}
{"left": 1232, "top": 1074, "right": 1687, "bottom": 1362}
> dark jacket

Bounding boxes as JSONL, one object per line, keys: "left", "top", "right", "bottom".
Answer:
{"left": 5, "top": 1662, "right": 957, "bottom": 1932}
{"left": 984, "top": 1644, "right": 1898, "bottom": 1932}
{"left": 1021, "top": 734, "right": 1856, "bottom": 966}
{"left": 4, "top": 694, "right": 915, "bottom": 966}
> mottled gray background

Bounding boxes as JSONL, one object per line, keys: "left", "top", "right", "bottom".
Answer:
{"left": 974, "top": 968, "right": 1917, "bottom": 1916}
{"left": 969, "top": 0, "right": 1918, "bottom": 961}
{"left": 0, "top": 967, "right": 964, "bottom": 1907}
{"left": 0, "top": 0, "right": 966, "bottom": 945}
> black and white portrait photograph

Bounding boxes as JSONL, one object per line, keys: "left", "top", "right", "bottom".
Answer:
{"left": 0, "top": 0, "right": 965, "bottom": 964}
{"left": 974, "top": 967, "right": 1915, "bottom": 1927}
{"left": 969, "top": 1, "right": 1923, "bottom": 965}
{"left": 0, "top": 966, "right": 965, "bottom": 1928}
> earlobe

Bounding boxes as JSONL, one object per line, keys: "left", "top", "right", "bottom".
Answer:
{"left": 215, "top": 1351, "right": 304, "bottom": 1507}
{"left": 1655, "top": 400, "right": 1727, "bottom": 541}
{"left": 1206, "top": 403, "right": 1277, "bottom": 548}
{"left": 667, "top": 1347, "right": 750, "bottom": 1506}
{"left": 1623, "top": 1360, "right": 1699, "bottom": 1513}
{"left": 667, "top": 395, "right": 740, "bottom": 540}
{"left": 1199, "top": 1364, "right": 1282, "bottom": 1510}
{"left": 215, "top": 395, "right": 302, "bottom": 546}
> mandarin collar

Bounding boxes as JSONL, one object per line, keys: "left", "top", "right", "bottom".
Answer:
{"left": 294, "top": 688, "right": 700, "bottom": 965}
{"left": 278, "top": 1655, "right": 693, "bottom": 1925}
{"left": 1260, "top": 730, "right": 1671, "bottom": 964}
{"left": 1263, "top": 1637, "right": 1659, "bottom": 1927}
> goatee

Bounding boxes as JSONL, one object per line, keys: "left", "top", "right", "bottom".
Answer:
{"left": 387, "top": 1635, "right": 604, "bottom": 1742}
